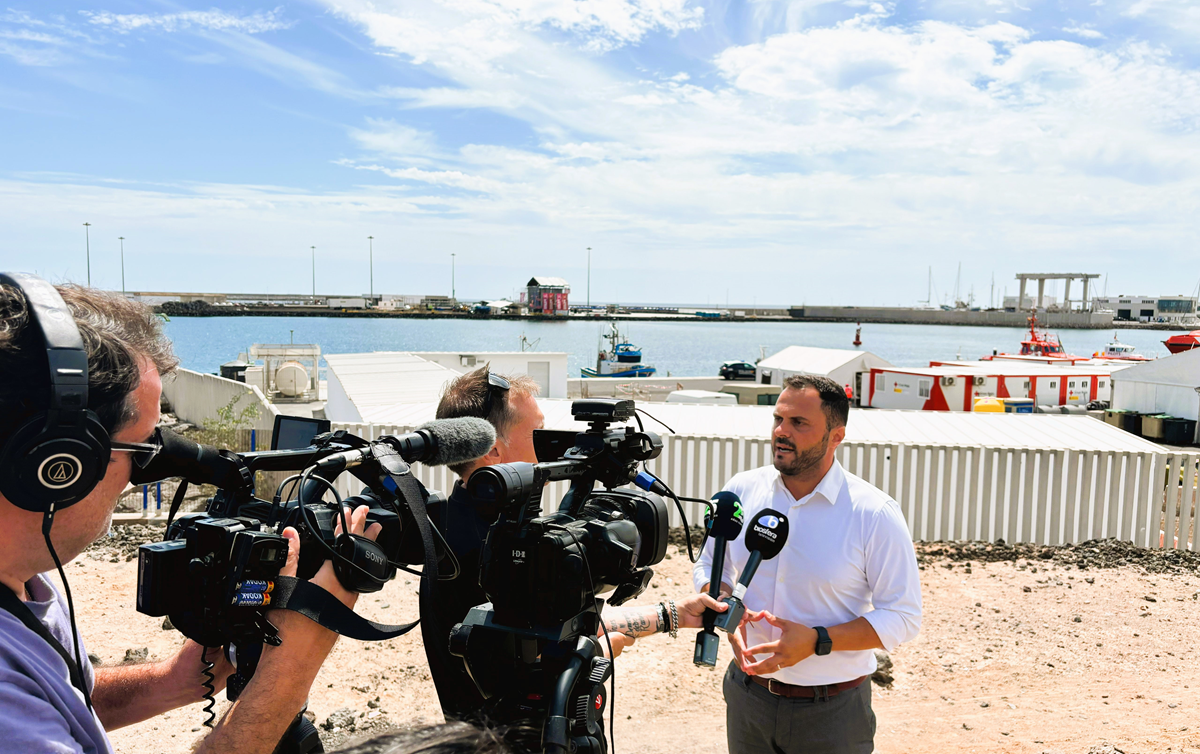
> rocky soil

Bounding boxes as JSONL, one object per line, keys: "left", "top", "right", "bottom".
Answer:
{"left": 70, "top": 527, "right": 1200, "bottom": 753}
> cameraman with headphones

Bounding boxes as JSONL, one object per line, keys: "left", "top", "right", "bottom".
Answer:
{"left": 423, "top": 366, "right": 729, "bottom": 721}
{"left": 0, "top": 275, "right": 379, "bottom": 754}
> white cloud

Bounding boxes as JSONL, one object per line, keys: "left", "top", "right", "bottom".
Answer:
{"left": 378, "top": 86, "right": 526, "bottom": 109}
{"left": 349, "top": 120, "right": 441, "bottom": 161}
{"left": 80, "top": 8, "right": 293, "bottom": 35}
{"left": 0, "top": 10, "right": 97, "bottom": 66}
{"left": 1062, "top": 24, "right": 1105, "bottom": 39}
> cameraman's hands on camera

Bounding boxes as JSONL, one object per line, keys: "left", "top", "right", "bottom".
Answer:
{"left": 600, "top": 592, "right": 730, "bottom": 658}
{"left": 193, "top": 504, "right": 381, "bottom": 754}
{"left": 90, "top": 637, "right": 237, "bottom": 730}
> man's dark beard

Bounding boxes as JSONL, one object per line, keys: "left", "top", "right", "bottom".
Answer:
{"left": 773, "top": 431, "right": 830, "bottom": 478}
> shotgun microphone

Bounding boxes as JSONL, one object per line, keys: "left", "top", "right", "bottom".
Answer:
{"left": 694, "top": 490, "right": 744, "bottom": 667}
{"left": 713, "top": 508, "right": 790, "bottom": 633}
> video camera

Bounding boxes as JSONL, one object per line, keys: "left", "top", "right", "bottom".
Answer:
{"left": 130, "top": 417, "right": 495, "bottom": 751}
{"left": 450, "top": 399, "right": 673, "bottom": 754}
{"left": 134, "top": 419, "right": 494, "bottom": 645}
{"left": 130, "top": 398, "right": 686, "bottom": 754}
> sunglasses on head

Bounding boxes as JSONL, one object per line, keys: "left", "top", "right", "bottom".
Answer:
{"left": 481, "top": 372, "right": 511, "bottom": 419}
{"left": 110, "top": 427, "right": 162, "bottom": 469}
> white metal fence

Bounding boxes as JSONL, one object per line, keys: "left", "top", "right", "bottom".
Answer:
{"left": 328, "top": 424, "right": 1200, "bottom": 551}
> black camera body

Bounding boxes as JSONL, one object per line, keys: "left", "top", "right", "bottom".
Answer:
{"left": 451, "top": 399, "right": 671, "bottom": 754}
{"left": 138, "top": 513, "right": 290, "bottom": 649}
{"left": 480, "top": 488, "right": 666, "bottom": 629}
{"left": 134, "top": 428, "right": 449, "bottom": 652}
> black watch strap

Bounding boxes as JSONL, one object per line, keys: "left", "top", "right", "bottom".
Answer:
{"left": 814, "top": 625, "right": 832, "bottom": 656}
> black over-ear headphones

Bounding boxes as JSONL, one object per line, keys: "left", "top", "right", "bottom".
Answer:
{"left": 0, "top": 273, "right": 111, "bottom": 513}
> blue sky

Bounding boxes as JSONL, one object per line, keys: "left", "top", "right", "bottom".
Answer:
{"left": 2, "top": 0, "right": 1199, "bottom": 305}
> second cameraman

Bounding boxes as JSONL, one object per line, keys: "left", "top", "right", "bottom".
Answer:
{"left": 422, "top": 367, "right": 727, "bottom": 721}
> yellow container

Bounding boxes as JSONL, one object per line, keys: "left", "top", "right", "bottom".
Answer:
{"left": 974, "top": 398, "right": 1004, "bottom": 413}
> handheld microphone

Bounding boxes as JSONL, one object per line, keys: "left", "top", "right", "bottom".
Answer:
{"left": 712, "top": 508, "right": 789, "bottom": 633}
{"left": 694, "top": 490, "right": 744, "bottom": 668}
{"left": 313, "top": 417, "right": 496, "bottom": 472}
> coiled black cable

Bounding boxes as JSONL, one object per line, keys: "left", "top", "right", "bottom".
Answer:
{"left": 200, "top": 647, "right": 217, "bottom": 728}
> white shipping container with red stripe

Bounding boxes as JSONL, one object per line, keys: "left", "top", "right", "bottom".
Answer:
{"left": 865, "top": 361, "right": 1127, "bottom": 411}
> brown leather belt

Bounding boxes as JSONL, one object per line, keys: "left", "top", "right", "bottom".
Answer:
{"left": 750, "top": 674, "right": 867, "bottom": 700}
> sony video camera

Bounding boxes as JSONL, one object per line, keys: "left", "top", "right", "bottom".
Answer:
{"left": 449, "top": 398, "right": 671, "bottom": 754}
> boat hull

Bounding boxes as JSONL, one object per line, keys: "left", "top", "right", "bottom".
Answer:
{"left": 581, "top": 366, "right": 656, "bottom": 378}
{"left": 1164, "top": 331, "right": 1200, "bottom": 354}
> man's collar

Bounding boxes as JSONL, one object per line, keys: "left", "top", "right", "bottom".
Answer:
{"left": 775, "top": 460, "right": 846, "bottom": 507}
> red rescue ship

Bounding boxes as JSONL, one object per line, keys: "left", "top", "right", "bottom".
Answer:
{"left": 1163, "top": 330, "right": 1200, "bottom": 354}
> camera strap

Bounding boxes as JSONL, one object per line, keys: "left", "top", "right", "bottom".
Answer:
{"left": 264, "top": 459, "right": 440, "bottom": 642}
{"left": 266, "top": 576, "right": 418, "bottom": 640}
{"left": 0, "top": 583, "right": 91, "bottom": 704}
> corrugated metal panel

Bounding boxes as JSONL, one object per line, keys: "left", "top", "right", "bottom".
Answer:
{"left": 357, "top": 396, "right": 1166, "bottom": 453}
{"left": 323, "top": 352, "right": 459, "bottom": 422}
{"left": 756, "top": 346, "right": 889, "bottom": 374}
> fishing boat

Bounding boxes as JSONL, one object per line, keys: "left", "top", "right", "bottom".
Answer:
{"left": 581, "top": 324, "right": 656, "bottom": 378}
{"left": 1163, "top": 330, "right": 1200, "bottom": 354}
{"left": 1092, "top": 333, "right": 1152, "bottom": 361}
{"left": 982, "top": 309, "right": 1079, "bottom": 361}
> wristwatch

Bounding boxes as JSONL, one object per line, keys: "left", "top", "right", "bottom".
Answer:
{"left": 814, "top": 626, "right": 832, "bottom": 656}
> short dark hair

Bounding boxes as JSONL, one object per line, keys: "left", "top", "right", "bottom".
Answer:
{"left": 334, "top": 721, "right": 531, "bottom": 754}
{"left": 0, "top": 283, "right": 178, "bottom": 444}
{"left": 781, "top": 374, "right": 849, "bottom": 431}
{"left": 436, "top": 365, "right": 539, "bottom": 476}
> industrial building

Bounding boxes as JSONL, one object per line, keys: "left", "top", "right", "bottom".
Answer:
{"left": 524, "top": 277, "right": 570, "bottom": 315}
{"left": 1091, "top": 295, "right": 1198, "bottom": 323}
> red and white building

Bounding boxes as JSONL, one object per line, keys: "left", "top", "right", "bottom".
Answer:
{"left": 865, "top": 360, "right": 1133, "bottom": 412}
{"left": 524, "top": 276, "right": 570, "bottom": 316}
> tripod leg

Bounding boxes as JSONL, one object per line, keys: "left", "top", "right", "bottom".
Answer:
{"left": 272, "top": 708, "right": 324, "bottom": 754}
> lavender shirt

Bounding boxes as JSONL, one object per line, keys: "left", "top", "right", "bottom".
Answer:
{"left": 0, "top": 574, "right": 113, "bottom": 754}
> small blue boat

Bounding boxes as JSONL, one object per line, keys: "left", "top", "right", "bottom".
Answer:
{"left": 581, "top": 324, "right": 656, "bottom": 378}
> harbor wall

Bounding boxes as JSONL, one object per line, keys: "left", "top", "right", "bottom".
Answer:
{"left": 568, "top": 376, "right": 729, "bottom": 400}
{"left": 790, "top": 306, "right": 1113, "bottom": 329}
{"left": 162, "top": 368, "right": 279, "bottom": 431}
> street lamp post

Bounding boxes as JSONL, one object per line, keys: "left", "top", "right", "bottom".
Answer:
{"left": 118, "top": 236, "right": 125, "bottom": 295}
{"left": 451, "top": 253, "right": 456, "bottom": 302}
{"left": 310, "top": 246, "right": 316, "bottom": 299}
{"left": 367, "top": 236, "right": 374, "bottom": 299}
{"left": 587, "top": 247, "right": 591, "bottom": 310}
{"left": 83, "top": 223, "right": 92, "bottom": 286}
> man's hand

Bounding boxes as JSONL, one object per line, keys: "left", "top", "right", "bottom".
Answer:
{"left": 739, "top": 610, "right": 818, "bottom": 676}
{"left": 166, "top": 640, "right": 235, "bottom": 698}
{"left": 600, "top": 631, "right": 637, "bottom": 659}
{"left": 194, "top": 505, "right": 381, "bottom": 754}
{"left": 276, "top": 504, "right": 383, "bottom": 610}
{"left": 675, "top": 592, "right": 729, "bottom": 629}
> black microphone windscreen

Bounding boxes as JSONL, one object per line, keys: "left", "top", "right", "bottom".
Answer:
{"left": 744, "top": 508, "right": 789, "bottom": 559}
{"left": 419, "top": 417, "right": 497, "bottom": 467}
{"left": 709, "top": 490, "right": 745, "bottom": 539}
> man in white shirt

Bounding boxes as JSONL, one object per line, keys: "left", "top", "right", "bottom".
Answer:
{"left": 693, "top": 374, "right": 922, "bottom": 754}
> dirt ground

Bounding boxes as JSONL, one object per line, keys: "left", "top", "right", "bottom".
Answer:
{"left": 65, "top": 528, "right": 1200, "bottom": 754}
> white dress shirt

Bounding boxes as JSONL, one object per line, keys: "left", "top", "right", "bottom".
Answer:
{"left": 692, "top": 460, "right": 922, "bottom": 686}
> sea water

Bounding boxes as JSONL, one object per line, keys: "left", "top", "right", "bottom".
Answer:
{"left": 161, "top": 316, "right": 1180, "bottom": 378}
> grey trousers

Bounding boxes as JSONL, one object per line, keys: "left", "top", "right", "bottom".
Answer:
{"left": 723, "top": 662, "right": 876, "bottom": 754}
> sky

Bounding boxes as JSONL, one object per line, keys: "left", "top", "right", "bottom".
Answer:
{"left": 1, "top": 0, "right": 1199, "bottom": 306}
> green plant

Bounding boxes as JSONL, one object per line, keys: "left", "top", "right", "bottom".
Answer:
{"left": 195, "top": 391, "right": 261, "bottom": 450}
